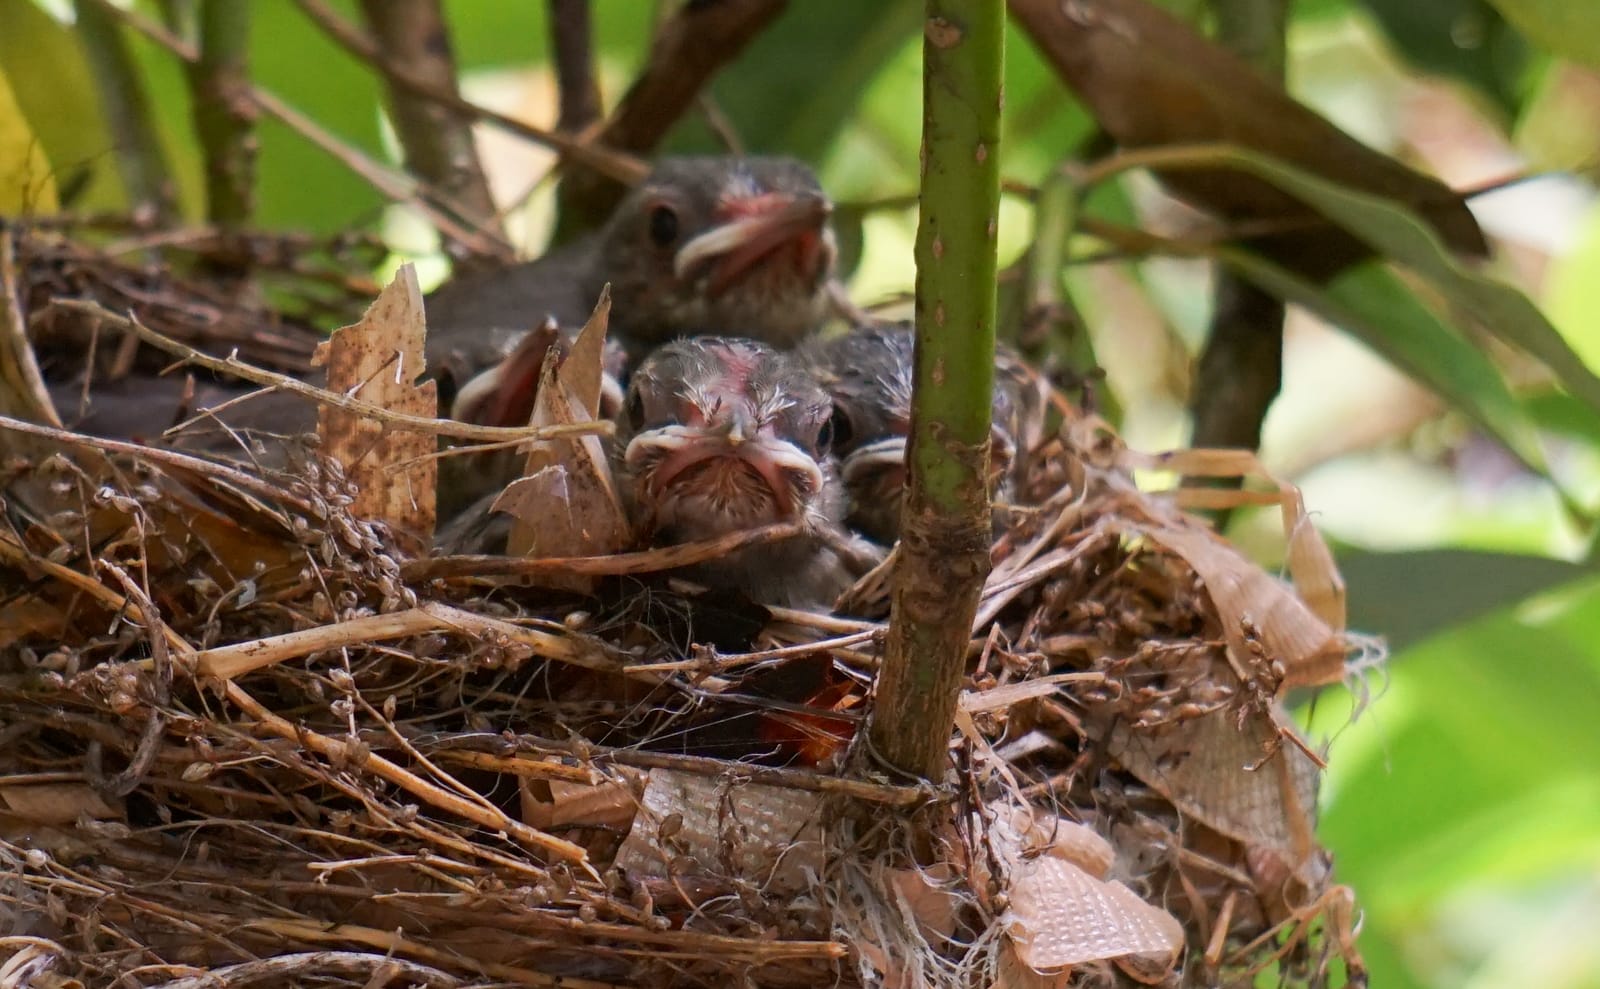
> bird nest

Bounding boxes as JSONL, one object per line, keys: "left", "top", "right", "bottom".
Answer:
{"left": 0, "top": 224, "right": 1377, "bottom": 988}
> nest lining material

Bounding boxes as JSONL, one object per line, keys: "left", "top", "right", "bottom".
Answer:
{"left": 0, "top": 228, "right": 1376, "bottom": 988}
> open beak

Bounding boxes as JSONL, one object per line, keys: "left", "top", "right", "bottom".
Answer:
{"left": 626, "top": 418, "right": 825, "bottom": 519}
{"left": 672, "top": 192, "right": 832, "bottom": 296}
{"left": 841, "top": 436, "right": 907, "bottom": 494}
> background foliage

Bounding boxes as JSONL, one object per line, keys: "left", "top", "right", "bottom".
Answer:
{"left": 2, "top": 1, "right": 1599, "bottom": 986}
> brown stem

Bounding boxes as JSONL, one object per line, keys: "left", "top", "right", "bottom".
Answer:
{"left": 1189, "top": 0, "right": 1287, "bottom": 461}
{"left": 81, "top": 0, "right": 510, "bottom": 256}
{"left": 357, "top": 0, "right": 504, "bottom": 269}
{"left": 186, "top": 0, "right": 257, "bottom": 232}
{"left": 553, "top": 0, "right": 789, "bottom": 240}
{"left": 548, "top": 0, "right": 602, "bottom": 134}
{"left": 290, "top": 0, "right": 644, "bottom": 186}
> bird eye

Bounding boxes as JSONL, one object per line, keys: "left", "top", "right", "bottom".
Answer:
{"left": 625, "top": 389, "right": 647, "bottom": 432}
{"left": 647, "top": 205, "right": 679, "bottom": 248}
{"left": 823, "top": 405, "right": 853, "bottom": 453}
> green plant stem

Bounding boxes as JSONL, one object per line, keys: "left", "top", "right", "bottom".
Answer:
{"left": 187, "top": 0, "right": 256, "bottom": 230}
{"left": 865, "top": 0, "right": 1003, "bottom": 782}
{"left": 72, "top": 0, "right": 175, "bottom": 220}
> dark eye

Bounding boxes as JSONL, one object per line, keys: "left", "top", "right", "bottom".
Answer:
{"left": 823, "top": 406, "right": 853, "bottom": 453}
{"left": 647, "top": 205, "right": 679, "bottom": 248}
{"left": 625, "top": 389, "right": 647, "bottom": 432}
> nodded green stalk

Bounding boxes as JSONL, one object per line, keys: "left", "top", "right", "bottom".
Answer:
{"left": 866, "top": 0, "right": 1003, "bottom": 781}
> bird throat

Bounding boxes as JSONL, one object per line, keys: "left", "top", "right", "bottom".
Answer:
{"left": 650, "top": 457, "right": 791, "bottom": 540}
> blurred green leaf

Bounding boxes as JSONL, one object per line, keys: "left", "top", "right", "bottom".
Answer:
{"left": 1484, "top": 0, "right": 1600, "bottom": 68}
{"left": 246, "top": 1, "right": 388, "bottom": 232}
{"left": 1227, "top": 256, "right": 1553, "bottom": 473}
{"left": 1340, "top": 547, "right": 1587, "bottom": 649}
{"left": 666, "top": 1, "right": 919, "bottom": 160}
{"left": 1356, "top": 0, "right": 1532, "bottom": 112}
{"left": 1544, "top": 199, "right": 1600, "bottom": 374}
{"left": 0, "top": 0, "right": 121, "bottom": 210}
{"left": 0, "top": 59, "right": 57, "bottom": 212}
{"left": 1196, "top": 146, "right": 1600, "bottom": 418}
{"left": 1311, "top": 574, "right": 1600, "bottom": 986}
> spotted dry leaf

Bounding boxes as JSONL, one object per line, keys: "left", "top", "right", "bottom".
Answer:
{"left": 1108, "top": 707, "right": 1322, "bottom": 872}
{"left": 312, "top": 264, "right": 437, "bottom": 549}
{"left": 1005, "top": 854, "right": 1184, "bottom": 973}
{"left": 497, "top": 292, "right": 627, "bottom": 571}
{"left": 611, "top": 769, "right": 824, "bottom": 893}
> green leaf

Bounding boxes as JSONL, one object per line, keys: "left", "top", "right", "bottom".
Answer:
{"left": 1356, "top": 0, "right": 1531, "bottom": 112}
{"left": 245, "top": 2, "right": 387, "bottom": 233}
{"left": 1310, "top": 573, "right": 1600, "bottom": 946}
{"left": 671, "top": 1, "right": 920, "bottom": 160}
{"left": 1484, "top": 0, "right": 1600, "bottom": 68}
{"left": 1339, "top": 547, "right": 1588, "bottom": 650}
{"left": 0, "top": 59, "right": 56, "bottom": 213}
{"left": 1223, "top": 255, "right": 1553, "bottom": 473}
{"left": 0, "top": 0, "right": 119, "bottom": 210}
{"left": 1201, "top": 146, "right": 1600, "bottom": 417}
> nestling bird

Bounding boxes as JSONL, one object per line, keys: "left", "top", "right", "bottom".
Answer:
{"left": 808, "top": 323, "right": 1027, "bottom": 545}
{"left": 616, "top": 336, "right": 854, "bottom": 608}
{"left": 425, "top": 155, "right": 839, "bottom": 417}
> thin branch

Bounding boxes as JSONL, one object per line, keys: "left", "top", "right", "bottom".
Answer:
{"left": 80, "top": 0, "right": 511, "bottom": 258}
{"left": 357, "top": 0, "right": 506, "bottom": 268}
{"left": 548, "top": 0, "right": 602, "bottom": 134}
{"left": 866, "top": 2, "right": 1004, "bottom": 781}
{"left": 71, "top": 0, "right": 176, "bottom": 220}
{"left": 553, "top": 0, "right": 789, "bottom": 239}
{"left": 290, "top": 0, "right": 644, "bottom": 186}
{"left": 220, "top": 679, "right": 595, "bottom": 868}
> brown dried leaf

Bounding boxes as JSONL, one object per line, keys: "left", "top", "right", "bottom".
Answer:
{"left": 1145, "top": 520, "right": 1346, "bottom": 691}
{"left": 1108, "top": 708, "right": 1321, "bottom": 870}
{"left": 312, "top": 264, "right": 437, "bottom": 549}
{"left": 1154, "top": 446, "right": 1347, "bottom": 635}
{"left": 522, "top": 777, "right": 640, "bottom": 831}
{"left": 995, "top": 942, "right": 1071, "bottom": 989}
{"left": 0, "top": 783, "right": 122, "bottom": 824}
{"left": 612, "top": 770, "right": 824, "bottom": 892}
{"left": 497, "top": 295, "right": 628, "bottom": 570}
{"left": 1005, "top": 855, "right": 1184, "bottom": 972}
{"left": 1007, "top": 808, "right": 1117, "bottom": 881}
{"left": 559, "top": 285, "right": 610, "bottom": 419}
{"left": 889, "top": 864, "right": 963, "bottom": 945}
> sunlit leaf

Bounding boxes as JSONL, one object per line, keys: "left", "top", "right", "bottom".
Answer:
{"left": 0, "top": 61, "right": 56, "bottom": 213}
{"left": 1544, "top": 200, "right": 1600, "bottom": 374}
{"left": 1311, "top": 573, "right": 1600, "bottom": 980}
{"left": 0, "top": 0, "right": 119, "bottom": 210}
